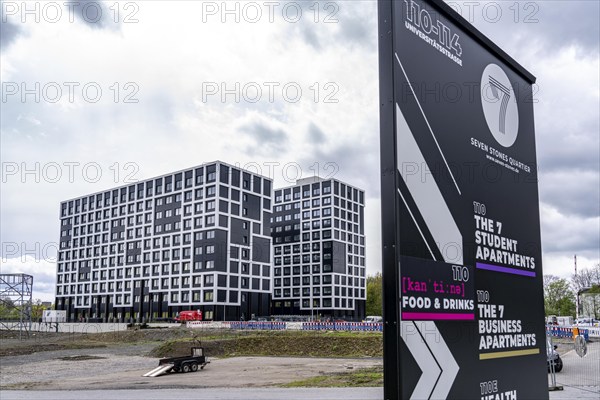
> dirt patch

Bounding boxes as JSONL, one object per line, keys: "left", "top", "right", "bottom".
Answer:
{"left": 0, "top": 327, "right": 204, "bottom": 357}
{"left": 58, "top": 355, "right": 108, "bottom": 361}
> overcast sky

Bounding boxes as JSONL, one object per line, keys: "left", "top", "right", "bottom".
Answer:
{"left": 1, "top": 0, "right": 598, "bottom": 302}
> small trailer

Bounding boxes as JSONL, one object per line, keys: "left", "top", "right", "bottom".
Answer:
{"left": 143, "top": 347, "right": 209, "bottom": 377}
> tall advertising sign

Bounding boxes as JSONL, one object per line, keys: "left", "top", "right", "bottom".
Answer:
{"left": 378, "top": 0, "right": 547, "bottom": 399}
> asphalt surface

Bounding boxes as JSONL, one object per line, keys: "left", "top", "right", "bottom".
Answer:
{"left": 554, "top": 339, "right": 600, "bottom": 387}
{"left": 1, "top": 386, "right": 599, "bottom": 400}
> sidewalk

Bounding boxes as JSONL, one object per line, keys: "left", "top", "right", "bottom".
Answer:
{"left": 549, "top": 385, "right": 600, "bottom": 399}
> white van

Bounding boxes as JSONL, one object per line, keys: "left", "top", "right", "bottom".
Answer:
{"left": 364, "top": 316, "right": 383, "bottom": 323}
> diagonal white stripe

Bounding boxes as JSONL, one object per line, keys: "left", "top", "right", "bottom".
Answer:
{"left": 397, "top": 188, "right": 437, "bottom": 261}
{"left": 395, "top": 52, "right": 462, "bottom": 195}
{"left": 396, "top": 103, "right": 463, "bottom": 265}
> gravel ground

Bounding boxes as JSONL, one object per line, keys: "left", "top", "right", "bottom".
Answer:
{"left": 1, "top": 351, "right": 154, "bottom": 388}
{"left": 1, "top": 353, "right": 382, "bottom": 390}
{"left": 0, "top": 340, "right": 382, "bottom": 390}
{"left": 0, "top": 343, "right": 156, "bottom": 368}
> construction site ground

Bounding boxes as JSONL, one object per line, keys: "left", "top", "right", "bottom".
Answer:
{"left": 0, "top": 327, "right": 383, "bottom": 390}
{"left": 0, "top": 327, "right": 578, "bottom": 391}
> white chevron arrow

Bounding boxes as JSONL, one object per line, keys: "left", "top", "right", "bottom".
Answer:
{"left": 401, "top": 321, "right": 460, "bottom": 399}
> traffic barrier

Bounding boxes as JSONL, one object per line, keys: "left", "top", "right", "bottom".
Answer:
{"left": 187, "top": 321, "right": 229, "bottom": 329}
{"left": 301, "top": 321, "right": 383, "bottom": 332}
{"left": 228, "top": 321, "right": 286, "bottom": 330}
{"left": 188, "top": 320, "right": 384, "bottom": 332}
{"left": 546, "top": 326, "right": 590, "bottom": 341}
{"left": 585, "top": 326, "right": 600, "bottom": 337}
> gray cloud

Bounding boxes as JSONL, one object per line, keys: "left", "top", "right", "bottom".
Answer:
{"left": 285, "top": 1, "right": 376, "bottom": 50}
{"left": 308, "top": 122, "right": 327, "bottom": 142}
{"left": 532, "top": 1, "right": 599, "bottom": 52}
{"left": 448, "top": 1, "right": 600, "bottom": 54}
{"left": 536, "top": 117, "right": 600, "bottom": 175}
{"left": 239, "top": 120, "right": 290, "bottom": 156}
{"left": 298, "top": 23, "right": 321, "bottom": 49}
{"left": 0, "top": 257, "right": 57, "bottom": 301}
{"left": 70, "top": 0, "right": 117, "bottom": 30}
{"left": 539, "top": 170, "right": 600, "bottom": 219}
{"left": 299, "top": 123, "right": 379, "bottom": 199}
{"left": 0, "top": 19, "right": 22, "bottom": 50}
{"left": 336, "top": 4, "right": 376, "bottom": 49}
{"left": 0, "top": 0, "right": 25, "bottom": 51}
{"left": 540, "top": 209, "right": 599, "bottom": 257}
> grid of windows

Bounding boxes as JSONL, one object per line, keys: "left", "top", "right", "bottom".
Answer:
{"left": 55, "top": 162, "right": 272, "bottom": 322}
{"left": 271, "top": 177, "right": 366, "bottom": 318}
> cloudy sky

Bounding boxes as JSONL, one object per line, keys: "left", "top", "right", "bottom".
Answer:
{"left": 1, "top": 0, "right": 598, "bottom": 302}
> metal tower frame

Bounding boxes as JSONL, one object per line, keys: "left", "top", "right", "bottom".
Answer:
{"left": 0, "top": 273, "right": 34, "bottom": 339}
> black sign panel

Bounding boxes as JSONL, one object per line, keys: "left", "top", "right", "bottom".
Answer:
{"left": 378, "top": 0, "right": 547, "bottom": 399}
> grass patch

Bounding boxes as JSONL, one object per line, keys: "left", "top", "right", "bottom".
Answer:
{"left": 1, "top": 327, "right": 383, "bottom": 358}
{"left": 282, "top": 366, "right": 383, "bottom": 388}
{"left": 149, "top": 330, "right": 383, "bottom": 359}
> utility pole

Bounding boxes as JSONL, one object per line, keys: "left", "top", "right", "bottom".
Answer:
{"left": 575, "top": 254, "right": 579, "bottom": 324}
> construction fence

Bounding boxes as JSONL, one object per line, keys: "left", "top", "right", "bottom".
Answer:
{"left": 187, "top": 320, "right": 383, "bottom": 332}
{"left": 546, "top": 326, "right": 600, "bottom": 341}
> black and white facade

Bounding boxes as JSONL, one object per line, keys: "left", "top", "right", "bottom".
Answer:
{"left": 55, "top": 162, "right": 273, "bottom": 322}
{"left": 271, "top": 177, "right": 366, "bottom": 320}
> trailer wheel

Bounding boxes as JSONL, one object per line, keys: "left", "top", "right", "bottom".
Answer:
{"left": 190, "top": 363, "right": 198, "bottom": 372}
{"left": 182, "top": 364, "right": 191, "bottom": 373}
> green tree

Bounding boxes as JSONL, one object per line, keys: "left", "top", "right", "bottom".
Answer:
{"left": 30, "top": 299, "right": 45, "bottom": 321}
{"left": 543, "top": 275, "right": 575, "bottom": 317}
{"left": 572, "top": 264, "right": 600, "bottom": 319}
{"left": 0, "top": 297, "right": 20, "bottom": 320}
{"left": 366, "top": 273, "right": 382, "bottom": 316}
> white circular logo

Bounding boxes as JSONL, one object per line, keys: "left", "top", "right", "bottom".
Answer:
{"left": 481, "top": 63, "right": 519, "bottom": 147}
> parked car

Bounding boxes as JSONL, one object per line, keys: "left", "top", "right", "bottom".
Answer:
{"left": 575, "top": 317, "right": 599, "bottom": 327}
{"left": 546, "top": 337, "right": 563, "bottom": 373}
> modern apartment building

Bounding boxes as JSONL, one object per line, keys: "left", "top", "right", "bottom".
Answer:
{"left": 270, "top": 177, "right": 366, "bottom": 320}
{"left": 55, "top": 162, "right": 273, "bottom": 322}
